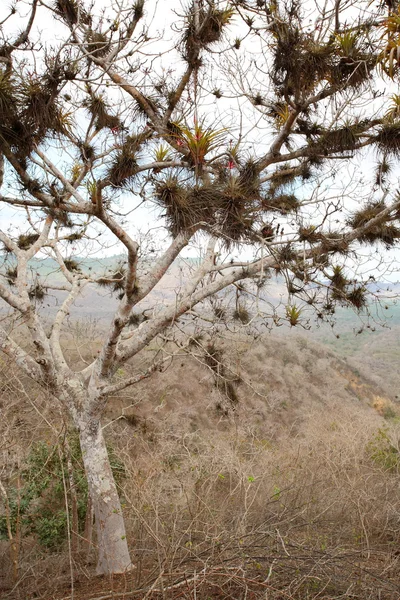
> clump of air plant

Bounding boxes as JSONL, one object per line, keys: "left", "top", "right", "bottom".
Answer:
{"left": 28, "top": 283, "right": 46, "bottom": 301}
{"left": 78, "top": 142, "right": 95, "bottom": 163}
{"left": 70, "top": 162, "right": 86, "bottom": 186}
{"left": 252, "top": 93, "right": 264, "bottom": 106}
{"left": 44, "top": 205, "right": 73, "bottom": 227}
{"left": 97, "top": 267, "right": 126, "bottom": 292}
{"left": 307, "top": 152, "right": 325, "bottom": 168}
{"left": 330, "top": 31, "right": 374, "bottom": 88}
{"left": 375, "top": 123, "right": 400, "bottom": 157}
{"left": 215, "top": 176, "right": 258, "bottom": 244}
{"left": 107, "top": 133, "right": 148, "bottom": 187}
{"left": 88, "top": 180, "right": 101, "bottom": 205}
{"left": 64, "top": 68, "right": 78, "bottom": 81}
{"left": 84, "top": 94, "right": 122, "bottom": 131}
{"left": 329, "top": 265, "right": 348, "bottom": 300}
{"left": 6, "top": 267, "right": 17, "bottom": 285}
{"left": 295, "top": 118, "right": 323, "bottom": 138}
{"left": 277, "top": 243, "right": 295, "bottom": 264}
{"left": 259, "top": 222, "right": 274, "bottom": 240}
{"left": 156, "top": 180, "right": 218, "bottom": 236}
{"left": 266, "top": 101, "right": 290, "bottom": 128}
{"left": 22, "top": 80, "right": 51, "bottom": 125}
{"left": 385, "top": 94, "right": 400, "bottom": 121}
{"left": 21, "top": 78, "right": 72, "bottom": 139}
{"left": 271, "top": 13, "right": 328, "bottom": 94}
{"left": 153, "top": 144, "right": 172, "bottom": 163}
{"left": 362, "top": 222, "right": 400, "bottom": 248}
{"left": 213, "top": 306, "right": 226, "bottom": 320}
{"left": 350, "top": 200, "right": 386, "bottom": 228}
{"left": 318, "top": 123, "right": 358, "bottom": 152}
{"left": 346, "top": 286, "right": 367, "bottom": 310}
{"left": 298, "top": 225, "right": 323, "bottom": 243}
{"left": 238, "top": 159, "right": 260, "bottom": 194}
{"left": 64, "top": 258, "right": 80, "bottom": 272}
{"left": 182, "top": 3, "right": 235, "bottom": 65}
{"left": 204, "top": 342, "right": 223, "bottom": 375}
{"left": 108, "top": 152, "right": 138, "bottom": 187}
{"left": 233, "top": 304, "right": 251, "bottom": 324}
{"left": 267, "top": 193, "right": 300, "bottom": 214}
{"left": 267, "top": 164, "right": 298, "bottom": 194}
{"left": 65, "top": 232, "right": 83, "bottom": 244}
{"left": 213, "top": 88, "right": 223, "bottom": 99}
{"left": 17, "top": 233, "right": 40, "bottom": 250}
{"left": 54, "top": 0, "right": 83, "bottom": 25}
{"left": 154, "top": 176, "right": 193, "bottom": 235}
{"left": 0, "top": 74, "right": 68, "bottom": 159}
{"left": 111, "top": 269, "right": 126, "bottom": 292}
{"left": 349, "top": 200, "right": 400, "bottom": 247}
{"left": 319, "top": 231, "right": 349, "bottom": 254}
{"left": 133, "top": 0, "right": 145, "bottom": 21}
{"left": 300, "top": 163, "right": 312, "bottom": 180}
{"left": 0, "top": 71, "right": 15, "bottom": 123}
{"left": 233, "top": 38, "right": 241, "bottom": 50}
{"left": 320, "top": 302, "right": 336, "bottom": 319}
{"left": 375, "top": 158, "right": 392, "bottom": 186}
{"left": 133, "top": 94, "right": 161, "bottom": 120}
{"left": 171, "top": 121, "right": 225, "bottom": 167}
{"left": 188, "top": 333, "right": 203, "bottom": 347}
{"left": 155, "top": 170, "right": 257, "bottom": 242}
{"left": 128, "top": 313, "right": 141, "bottom": 326}
{"left": 286, "top": 304, "right": 302, "bottom": 326}
{"left": 85, "top": 31, "right": 109, "bottom": 58}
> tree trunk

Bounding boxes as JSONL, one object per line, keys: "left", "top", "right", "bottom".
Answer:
{"left": 78, "top": 418, "right": 132, "bottom": 575}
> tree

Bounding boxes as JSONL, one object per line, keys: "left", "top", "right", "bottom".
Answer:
{"left": 1, "top": 0, "right": 400, "bottom": 575}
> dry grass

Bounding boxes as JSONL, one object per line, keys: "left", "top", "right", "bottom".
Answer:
{"left": 1, "top": 332, "right": 400, "bottom": 598}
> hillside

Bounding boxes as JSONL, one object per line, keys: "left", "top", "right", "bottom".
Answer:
{"left": 2, "top": 330, "right": 400, "bottom": 599}
{"left": 2, "top": 254, "right": 400, "bottom": 598}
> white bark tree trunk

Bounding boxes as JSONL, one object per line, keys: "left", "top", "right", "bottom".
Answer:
{"left": 78, "top": 417, "right": 132, "bottom": 575}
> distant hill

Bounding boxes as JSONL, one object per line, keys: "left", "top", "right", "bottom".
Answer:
{"left": 2, "top": 252, "right": 400, "bottom": 399}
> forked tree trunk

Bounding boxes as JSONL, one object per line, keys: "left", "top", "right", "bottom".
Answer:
{"left": 78, "top": 418, "right": 132, "bottom": 575}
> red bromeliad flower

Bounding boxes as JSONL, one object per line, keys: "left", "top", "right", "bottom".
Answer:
{"left": 228, "top": 160, "right": 235, "bottom": 169}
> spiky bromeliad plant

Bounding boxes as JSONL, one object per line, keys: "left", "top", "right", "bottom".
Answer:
{"left": 168, "top": 120, "right": 225, "bottom": 171}
{"left": 2, "top": 0, "right": 400, "bottom": 580}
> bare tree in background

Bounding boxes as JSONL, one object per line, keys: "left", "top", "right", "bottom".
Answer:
{"left": 1, "top": 0, "right": 400, "bottom": 574}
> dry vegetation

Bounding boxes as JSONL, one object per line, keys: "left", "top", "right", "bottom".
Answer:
{"left": 2, "top": 328, "right": 400, "bottom": 599}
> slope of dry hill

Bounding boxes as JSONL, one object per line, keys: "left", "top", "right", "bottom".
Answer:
{"left": 2, "top": 332, "right": 400, "bottom": 599}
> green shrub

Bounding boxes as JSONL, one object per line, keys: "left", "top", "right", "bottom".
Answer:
{"left": 367, "top": 427, "right": 400, "bottom": 473}
{"left": 0, "top": 432, "right": 125, "bottom": 550}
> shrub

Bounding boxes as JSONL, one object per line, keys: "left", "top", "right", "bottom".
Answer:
{"left": 0, "top": 432, "right": 125, "bottom": 550}
{"left": 367, "top": 427, "right": 400, "bottom": 473}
